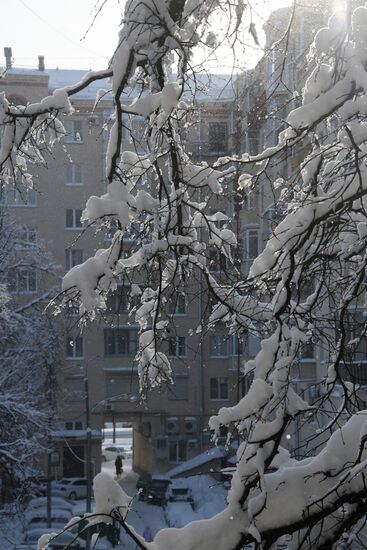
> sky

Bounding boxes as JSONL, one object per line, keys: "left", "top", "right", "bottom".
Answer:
{"left": 1, "top": 0, "right": 123, "bottom": 71}
{"left": 0, "top": 0, "right": 293, "bottom": 73}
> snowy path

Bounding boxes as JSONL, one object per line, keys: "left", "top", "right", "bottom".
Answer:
{"left": 101, "top": 460, "right": 168, "bottom": 548}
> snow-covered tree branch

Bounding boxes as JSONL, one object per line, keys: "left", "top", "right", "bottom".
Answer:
{"left": 0, "top": 215, "right": 61, "bottom": 489}
{"left": 4, "top": 0, "right": 367, "bottom": 548}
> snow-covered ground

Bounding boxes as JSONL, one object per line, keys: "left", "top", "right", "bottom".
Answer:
{"left": 101, "top": 458, "right": 228, "bottom": 546}
{"left": 0, "top": 458, "right": 227, "bottom": 549}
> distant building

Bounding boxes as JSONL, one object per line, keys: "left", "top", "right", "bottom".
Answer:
{"left": 0, "top": 56, "right": 246, "bottom": 477}
{"left": 3, "top": 1, "right": 356, "bottom": 478}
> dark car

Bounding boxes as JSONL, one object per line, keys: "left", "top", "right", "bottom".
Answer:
{"left": 137, "top": 476, "right": 171, "bottom": 506}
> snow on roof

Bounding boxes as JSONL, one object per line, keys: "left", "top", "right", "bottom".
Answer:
{"left": 3, "top": 67, "right": 235, "bottom": 102}
{"left": 51, "top": 429, "right": 102, "bottom": 440}
{"left": 183, "top": 73, "right": 236, "bottom": 102}
{"left": 48, "top": 69, "right": 111, "bottom": 100}
{"left": 167, "top": 446, "right": 227, "bottom": 478}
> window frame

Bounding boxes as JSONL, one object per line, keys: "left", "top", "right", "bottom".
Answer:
{"left": 210, "top": 377, "right": 229, "bottom": 400}
{"left": 64, "top": 163, "right": 83, "bottom": 186}
{"left": 8, "top": 269, "right": 37, "bottom": 294}
{"left": 243, "top": 225, "right": 259, "bottom": 261}
{"left": 65, "top": 249, "right": 83, "bottom": 271}
{"left": 65, "top": 337, "right": 84, "bottom": 359}
{"left": 210, "top": 335, "right": 229, "bottom": 358}
{"left": 168, "top": 336, "right": 187, "bottom": 358}
{"left": 1, "top": 185, "right": 37, "bottom": 207}
{"left": 208, "top": 121, "right": 228, "bottom": 154}
{"left": 168, "top": 293, "right": 187, "bottom": 316}
{"left": 15, "top": 226, "right": 38, "bottom": 249}
{"left": 64, "top": 378, "right": 85, "bottom": 402}
{"left": 63, "top": 119, "right": 83, "bottom": 144}
{"left": 65, "top": 208, "right": 83, "bottom": 230}
{"left": 106, "top": 285, "right": 130, "bottom": 315}
{"left": 168, "top": 439, "right": 187, "bottom": 463}
{"left": 104, "top": 327, "right": 139, "bottom": 356}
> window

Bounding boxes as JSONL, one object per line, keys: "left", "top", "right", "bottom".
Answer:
{"left": 1, "top": 185, "right": 37, "bottom": 206}
{"left": 169, "top": 440, "right": 187, "bottom": 463}
{"left": 300, "top": 341, "right": 314, "bottom": 359}
{"left": 210, "top": 377, "right": 229, "bottom": 400}
{"left": 155, "top": 437, "right": 167, "bottom": 449}
{"left": 243, "top": 193, "right": 255, "bottom": 211}
{"left": 63, "top": 119, "right": 83, "bottom": 143}
{"left": 208, "top": 121, "right": 227, "bottom": 153}
{"left": 8, "top": 269, "right": 37, "bottom": 293}
{"left": 210, "top": 335, "right": 229, "bottom": 357}
{"left": 231, "top": 335, "right": 243, "bottom": 356}
{"left": 65, "top": 163, "right": 83, "bottom": 185}
{"left": 65, "top": 209, "right": 83, "bottom": 229}
{"left": 168, "top": 294, "right": 187, "bottom": 315}
{"left": 106, "top": 286, "right": 129, "bottom": 314}
{"left": 15, "top": 226, "right": 37, "bottom": 248}
{"left": 66, "top": 337, "right": 83, "bottom": 359}
{"left": 65, "top": 249, "right": 83, "bottom": 270}
{"left": 64, "top": 379, "right": 85, "bottom": 402}
{"left": 168, "top": 376, "right": 188, "bottom": 400}
{"left": 243, "top": 227, "right": 259, "bottom": 260}
{"left": 65, "top": 421, "right": 83, "bottom": 430}
{"left": 247, "top": 132, "right": 260, "bottom": 155}
{"left": 104, "top": 328, "right": 138, "bottom": 356}
{"left": 263, "top": 203, "right": 286, "bottom": 240}
{"left": 168, "top": 336, "right": 187, "bottom": 358}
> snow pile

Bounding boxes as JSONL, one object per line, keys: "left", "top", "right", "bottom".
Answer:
{"left": 93, "top": 472, "right": 132, "bottom": 522}
{"left": 186, "top": 475, "right": 228, "bottom": 519}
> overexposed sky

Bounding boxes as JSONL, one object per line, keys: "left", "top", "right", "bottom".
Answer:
{"left": 1, "top": 0, "right": 123, "bottom": 70}
{"left": 0, "top": 0, "right": 293, "bottom": 72}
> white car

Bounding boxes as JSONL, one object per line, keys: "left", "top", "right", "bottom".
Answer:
{"left": 52, "top": 478, "right": 88, "bottom": 500}
{"left": 27, "top": 496, "right": 74, "bottom": 513}
{"left": 24, "top": 527, "right": 86, "bottom": 549}
{"left": 166, "top": 479, "right": 194, "bottom": 504}
{"left": 101, "top": 445, "right": 131, "bottom": 461}
{"left": 25, "top": 507, "right": 72, "bottom": 530}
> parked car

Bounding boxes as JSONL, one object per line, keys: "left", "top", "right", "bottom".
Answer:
{"left": 101, "top": 445, "right": 128, "bottom": 461}
{"left": 166, "top": 479, "right": 194, "bottom": 504}
{"left": 137, "top": 475, "right": 171, "bottom": 506}
{"left": 52, "top": 478, "right": 88, "bottom": 500}
{"left": 24, "top": 527, "right": 86, "bottom": 549}
{"left": 25, "top": 507, "right": 72, "bottom": 530}
{"left": 27, "top": 496, "right": 74, "bottom": 513}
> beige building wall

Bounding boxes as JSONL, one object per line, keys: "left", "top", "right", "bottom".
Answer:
{"left": 1, "top": 66, "right": 245, "bottom": 477}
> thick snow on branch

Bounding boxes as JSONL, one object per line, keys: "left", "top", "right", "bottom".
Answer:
{"left": 149, "top": 413, "right": 367, "bottom": 550}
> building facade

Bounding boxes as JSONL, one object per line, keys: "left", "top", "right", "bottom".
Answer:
{"left": 3, "top": 1, "right": 357, "bottom": 479}
{"left": 1, "top": 58, "right": 246, "bottom": 478}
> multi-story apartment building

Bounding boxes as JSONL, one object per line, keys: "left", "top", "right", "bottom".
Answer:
{"left": 235, "top": 1, "right": 367, "bottom": 456}
{"left": 1, "top": 54, "right": 248, "bottom": 479}
{"left": 4, "top": 1, "right": 357, "bottom": 481}
{"left": 235, "top": 2, "right": 336, "bottom": 455}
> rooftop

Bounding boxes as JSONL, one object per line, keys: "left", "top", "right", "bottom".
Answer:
{"left": 2, "top": 67, "right": 236, "bottom": 102}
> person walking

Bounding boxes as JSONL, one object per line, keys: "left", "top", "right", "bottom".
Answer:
{"left": 115, "top": 454, "right": 123, "bottom": 478}
{"left": 143, "top": 525, "right": 153, "bottom": 542}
